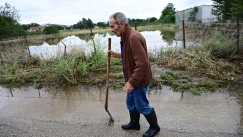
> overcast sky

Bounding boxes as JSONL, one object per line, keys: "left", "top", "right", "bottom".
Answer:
{"left": 1, "top": 0, "right": 213, "bottom": 25}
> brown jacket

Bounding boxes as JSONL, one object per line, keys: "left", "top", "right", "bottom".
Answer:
{"left": 121, "top": 25, "right": 152, "bottom": 87}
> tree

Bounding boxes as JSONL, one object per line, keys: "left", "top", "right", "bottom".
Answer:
{"left": 188, "top": 6, "right": 199, "bottom": 22}
{"left": 53, "top": 25, "right": 65, "bottom": 30}
{"left": 147, "top": 17, "right": 158, "bottom": 23}
{"left": 230, "top": 0, "right": 243, "bottom": 17}
{"left": 73, "top": 18, "right": 94, "bottom": 34}
{"left": 73, "top": 18, "right": 94, "bottom": 29}
{"left": 86, "top": 18, "right": 94, "bottom": 34}
{"left": 43, "top": 26, "right": 59, "bottom": 34}
{"left": 212, "top": 0, "right": 238, "bottom": 21}
{"left": 0, "top": 3, "right": 25, "bottom": 39}
{"left": 159, "top": 3, "right": 176, "bottom": 23}
{"left": 97, "top": 22, "right": 107, "bottom": 28}
{"left": 21, "top": 22, "right": 40, "bottom": 30}
{"left": 79, "top": 18, "right": 94, "bottom": 30}
{"left": 128, "top": 18, "right": 146, "bottom": 27}
{"left": 212, "top": 0, "right": 243, "bottom": 21}
{"left": 81, "top": 18, "right": 88, "bottom": 29}
{"left": 74, "top": 21, "right": 84, "bottom": 29}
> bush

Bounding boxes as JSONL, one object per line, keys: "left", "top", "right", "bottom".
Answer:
{"left": 43, "top": 26, "right": 59, "bottom": 34}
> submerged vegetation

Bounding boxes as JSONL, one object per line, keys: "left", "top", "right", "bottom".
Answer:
{"left": 154, "top": 31, "right": 243, "bottom": 95}
{"left": 0, "top": 38, "right": 119, "bottom": 88}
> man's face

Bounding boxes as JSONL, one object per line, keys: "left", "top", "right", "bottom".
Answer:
{"left": 109, "top": 18, "right": 124, "bottom": 37}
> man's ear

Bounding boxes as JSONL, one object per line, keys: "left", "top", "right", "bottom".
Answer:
{"left": 119, "top": 22, "right": 125, "bottom": 29}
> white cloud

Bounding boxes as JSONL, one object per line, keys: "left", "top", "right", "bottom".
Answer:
{"left": 1, "top": 0, "right": 213, "bottom": 25}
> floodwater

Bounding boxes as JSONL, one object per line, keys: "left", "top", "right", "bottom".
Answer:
{"left": 27, "top": 30, "right": 183, "bottom": 59}
{"left": 0, "top": 84, "right": 242, "bottom": 136}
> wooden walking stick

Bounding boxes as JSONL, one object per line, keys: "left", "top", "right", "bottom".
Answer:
{"left": 105, "top": 38, "right": 114, "bottom": 123}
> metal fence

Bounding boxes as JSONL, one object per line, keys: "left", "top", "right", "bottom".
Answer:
{"left": 175, "top": 17, "right": 243, "bottom": 54}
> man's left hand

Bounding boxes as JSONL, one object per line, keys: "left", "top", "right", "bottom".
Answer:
{"left": 123, "top": 82, "right": 134, "bottom": 93}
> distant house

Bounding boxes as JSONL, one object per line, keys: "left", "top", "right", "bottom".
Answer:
{"left": 175, "top": 5, "right": 217, "bottom": 24}
{"left": 94, "top": 26, "right": 99, "bottom": 29}
{"left": 27, "top": 26, "right": 45, "bottom": 32}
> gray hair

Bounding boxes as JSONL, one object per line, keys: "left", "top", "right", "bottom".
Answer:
{"left": 109, "top": 12, "right": 129, "bottom": 25}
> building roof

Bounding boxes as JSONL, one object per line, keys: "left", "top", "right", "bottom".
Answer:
{"left": 28, "top": 26, "right": 45, "bottom": 31}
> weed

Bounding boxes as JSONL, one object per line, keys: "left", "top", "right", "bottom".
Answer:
{"left": 112, "top": 81, "right": 124, "bottom": 90}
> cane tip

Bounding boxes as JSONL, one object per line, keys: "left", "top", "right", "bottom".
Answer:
{"left": 108, "top": 117, "right": 114, "bottom": 126}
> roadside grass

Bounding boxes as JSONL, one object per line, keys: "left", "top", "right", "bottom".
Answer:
{"left": 0, "top": 24, "right": 242, "bottom": 95}
{"left": 154, "top": 31, "right": 242, "bottom": 95}
{"left": 0, "top": 37, "right": 123, "bottom": 89}
{"left": 137, "top": 23, "right": 179, "bottom": 31}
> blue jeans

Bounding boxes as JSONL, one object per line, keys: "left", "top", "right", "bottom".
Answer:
{"left": 126, "top": 85, "right": 153, "bottom": 115}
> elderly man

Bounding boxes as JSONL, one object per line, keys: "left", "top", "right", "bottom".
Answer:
{"left": 107, "top": 12, "right": 160, "bottom": 137}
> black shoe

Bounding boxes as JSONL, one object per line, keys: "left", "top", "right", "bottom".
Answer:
{"left": 143, "top": 108, "right": 160, "bottom": 137}
{"left": 143, "top": 127, "right": 160, "bottom": 137}
{"left": 121, "top": 123, "right": 140, "bottom": 130}
{"left": 121, "top": 110, "right": 140, "bottom": 130}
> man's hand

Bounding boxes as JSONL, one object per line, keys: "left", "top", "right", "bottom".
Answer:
{"left": 123, "top": 82, "right": 134, "bottom": 93}
{"left": 106, "top": 50, "right": 112, "bottom": 57}
{"left": 106, "top": 50, "right": 121, "bottom": 58}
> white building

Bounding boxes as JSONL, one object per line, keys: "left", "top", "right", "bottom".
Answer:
{"left": 175, "top": 5, "right": 217, "bottom": 24}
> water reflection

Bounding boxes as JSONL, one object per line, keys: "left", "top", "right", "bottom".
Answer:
{"left": 0, "top": 30, "right": 204, "bottom": 60}
{"left": 1, "top": 85, "right": 242, "bottom": 106}
{"left": 29, "top": 35, "right": 88, "bottom": 58}
{"left": 0, "top": 30, "right": 188, "bottom": 59}
{"left": 0, "top": 85, "right": 242, "bottom": 134}
{"left": 161, "top": 30, "right": 175, "bottom": 45}
{"left": 45, "top": 36, "right": 65, "bottom": 45}
{"left": 24, "top": 30, "right": 183, "bottom": 59}
{"left": 237, "top": 93, "right": 243, "bottom": 133}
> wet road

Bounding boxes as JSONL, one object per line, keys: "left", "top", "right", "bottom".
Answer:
{"left": 0, "top": 85, "right": 242, "bottom": 137}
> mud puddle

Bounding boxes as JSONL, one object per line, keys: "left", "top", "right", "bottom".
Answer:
{"left": 0, "top": 85, "right": 242, "bottom": 136}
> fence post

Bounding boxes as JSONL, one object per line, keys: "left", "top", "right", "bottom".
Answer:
{"left": 60, "top": 40, "right": 67, "bottom": 57}
{"left": 0, "top": 52, "right": 3, "bottom": 65}
{"left": 24, "top": 35, "right": 31, "bottom": 60}
{"left": 182, "top": 20, "right": 186, "bottom": 49}
{"left": 236, "top": 15, "right": 240, "bottom": 54}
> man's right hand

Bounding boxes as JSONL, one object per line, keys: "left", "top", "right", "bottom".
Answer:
{"left": 106, "top": 50, "right": 121, "bottom": 58}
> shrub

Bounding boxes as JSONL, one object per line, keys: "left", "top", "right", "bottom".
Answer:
{"left": 43, "top": 26, "right": 59, "bottom": 34}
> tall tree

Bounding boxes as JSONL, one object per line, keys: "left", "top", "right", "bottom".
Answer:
{"left": 147, "top": 17, "right": 158, "bottom": 23}
{"left": 212, "top": 0, "right": 237, "bottom": 21}
{"left": 81, "top": 18, "right": 88, "bottom": 29}
{"left": 97, "top": 22, "right": 107, "bottom": 28}
{"left": 43, "top": 26, "right": 59, "bottom": 34}
{"left": 0, "top": 3, "right": 25, "bottom": 39}
{"left": 230, "top": 0, "right": 243, "bottom": 17}
{"left": 73, "top": 18, "right": 94, "bottom": 30}
{"left": 0, "top": 3, "right": 20, "bottom": 22}
{"left": 86, "top": 18, "right": 94, "bottom": 34}
{"left": 159, "top": 3, "right": 176, "bottom": 23}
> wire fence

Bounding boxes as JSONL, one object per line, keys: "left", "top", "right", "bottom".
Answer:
{"left": 175, "top": 17, "right": 243, "bottom": 54}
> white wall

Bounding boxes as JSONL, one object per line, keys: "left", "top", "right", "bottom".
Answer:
{"left": 175, "top": 5, "right": 217, "bottom": 24}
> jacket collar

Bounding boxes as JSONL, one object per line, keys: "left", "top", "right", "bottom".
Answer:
{"left": 121, "top": 25, "right": 132, "bottom": 41}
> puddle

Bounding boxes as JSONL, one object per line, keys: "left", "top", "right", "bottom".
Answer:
{"left": 0, "top": 85, "right": 242, "bottom": 134}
